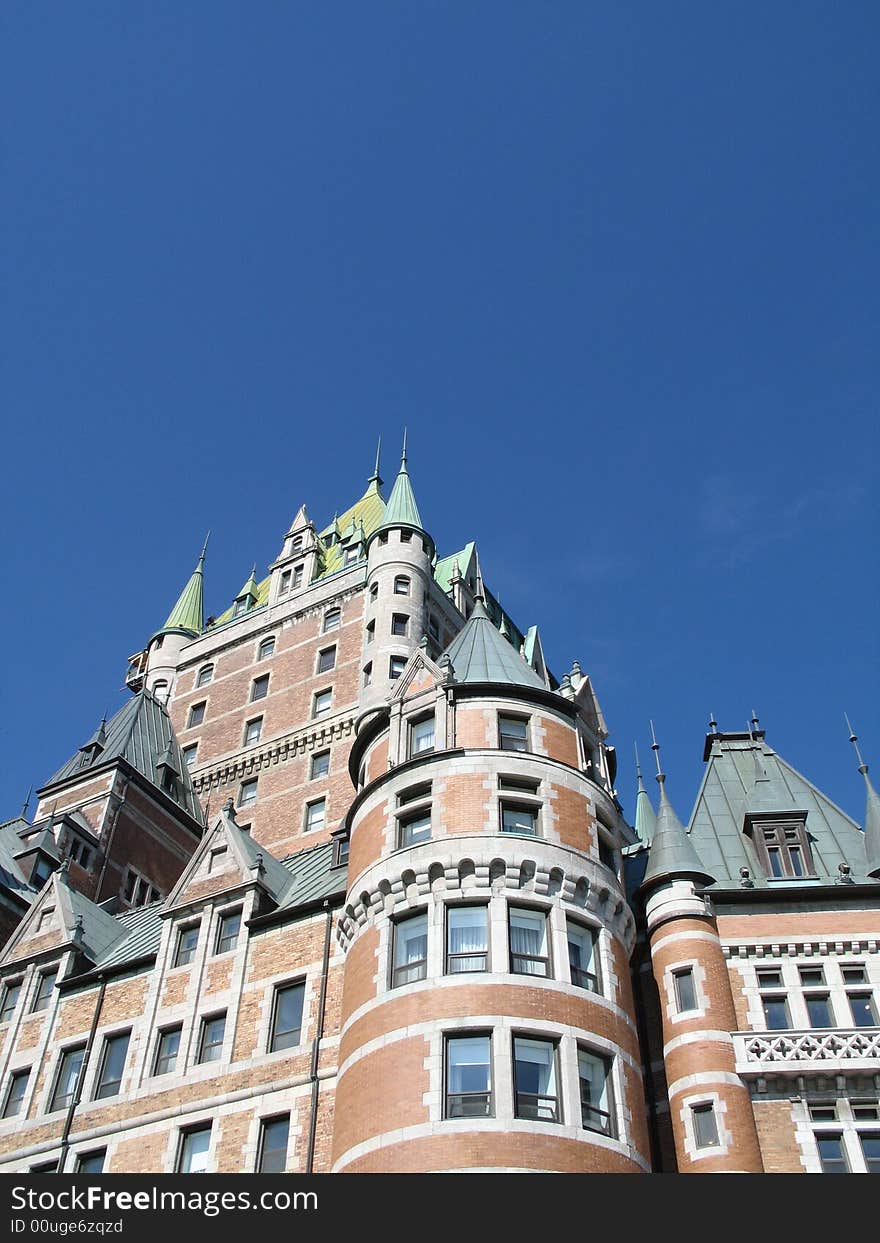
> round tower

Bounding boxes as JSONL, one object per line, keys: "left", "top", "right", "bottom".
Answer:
{"left": 140, "top": 540, "right": 207, "bottom": 703}
{"left": 360, "top": 437, "right": 435, "bottom": 711}
{"left": 639, "top": 741, "right": 763, "bottom": 1173}
{"left": 332, "top": 606, "right": 650, "bottom": 1173}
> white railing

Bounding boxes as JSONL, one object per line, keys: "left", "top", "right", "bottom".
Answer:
{"left": 733, "top": 1027, "right": 880, "bottom": 1074}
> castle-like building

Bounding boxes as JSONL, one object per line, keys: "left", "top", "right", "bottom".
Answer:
{"left": 0, "top": 444, "right": 878, "bottom": 1174}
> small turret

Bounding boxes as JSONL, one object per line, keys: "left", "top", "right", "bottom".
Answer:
{"left": 135, "top": 538, "right": 208, "bottom": 700}
{"left": 847, "top": 715, "right": 880, "bottom": 879}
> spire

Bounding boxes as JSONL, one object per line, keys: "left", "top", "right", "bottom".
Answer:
{"left": 159, "top": 541, "right": 207, "bottom": 637}
{"left": 20, "top": 787, "right": 32, "bottom": 819}
{"left": 641, "top": 723, "right": 714, "bottom": 889}
{"left": 440, "top": 597, "right": 545, "bottom": 689}
{"left": 634, "top": 743, "right": 657, "bottom": 846}
{"left": 79, "top": 714, "right": 107, "bottom": 756}
{"left": 376, "top": 432, "right": 425, "bottom": 532}
{"left": 236, "top": 566, "right": 259, "bottom": 601}
{"left": 367, "top": 436, "right": 383, "bottom": 490}
{"left": 846, "top": 715, "right": 880, "bottom": 878}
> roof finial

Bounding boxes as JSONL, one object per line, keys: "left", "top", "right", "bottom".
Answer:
{"left": 401, "top": 427, "right": 408, "bottom": 469}
{"left": 846, "top": 713, "right": 868, "bottom": 773}
{"left": 650, "top": 720, "right": 665, "bottom": 785}
{"left": 751, "top": 709, "right": 761, "bottom": 732}
{"left": 20, "top": 786, "right": 32, "bottom": 818}
{"left": 635, "top": 743, "right": 646, "bottom": 792}
{"left": 368, "top": 436, "right": 383, "bottom": 487}
{"left": 200, "top": 531, "right": 210, "bottom": 562}
{"left": 709, "top": 713, "right": 718, "bottom": 734}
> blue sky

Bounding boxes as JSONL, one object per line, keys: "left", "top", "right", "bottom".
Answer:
{"left": 2, "top": 3, "right": 877, "bottom": 831}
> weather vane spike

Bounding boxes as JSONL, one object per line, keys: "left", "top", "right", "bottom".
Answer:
{"left": 709, "top": 712, "right": 718, "bottom": 733}
{"left": 649, "top": 720, "right": 664, "bottom": 780}
{"left": 845, "top": 713, "right": 867, "bottom": 772}
{"left": 751, "top": 709, "right": 760, "bottom": 730}
{"left": 373, "top": 435, "right": 382, "bottom": 480}
{"left": 634, "top": 742, "right": 642, "bottom": 779}
{"left": 401, "top": 427, "right": 408, "bottom": 465}
{"left": 200, "top": 531, "right": 210, "bottom": 560}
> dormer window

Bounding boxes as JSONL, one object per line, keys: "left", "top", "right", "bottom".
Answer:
{"left": 292, "top": 535, "right": 303, "bottom": 551}
{"left": 279, "top": 570, "right": 291, "bottom": 594}
{"left": 233, "top": 598, "right": 248, "bottom": 617}
{"left": 292, "top": 565, "right": 304, "bottom": 588}
{"left": 748, "top": 817, "right": 816, "bottom": 880}
{"left": 344, "top": 547, "right": 359, "bottom": 567}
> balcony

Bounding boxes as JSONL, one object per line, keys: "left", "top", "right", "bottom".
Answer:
{"left": 733, "top": 1027, "right": 880, "bottom": 1077}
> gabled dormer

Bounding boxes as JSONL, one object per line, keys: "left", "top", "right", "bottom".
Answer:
{"left": 0, "top": 865, "right": 126, "bottom": 974}
{"left": 386, "top": 644, "right": 455, "bottom": 765}
{"left": 270, "top": 504, "right": 320, "bottom": 602}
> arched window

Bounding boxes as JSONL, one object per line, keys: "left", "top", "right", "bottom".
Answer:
{"left": 323, "top": 609, "right": 341, "bottom": 633}
{"left": 196, "top": 665, "right": 214, "bottom": 687}
{"left": 394, "top": 576, "right": 410, "bottom": 596}
{"left": 258, "top": 636, "right": 276, "bottom": 660}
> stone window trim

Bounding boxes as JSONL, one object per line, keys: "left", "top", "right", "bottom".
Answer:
{"left": 250, "top": 674, "right": 270, "bottom": 703}
{"left": 498, "top": 713, "right": 530, "bottom": 753}
{"left": 171, "top": 920, "right": 202, "bottom": 970}
{"left": 396, "top": 806, "right": 432, "bottom": 851}
{"left": 316, "top": 645, "right": 337, "bottom": 674}
{"left": 30, "top": 966, "right": 59, "bottom": 1014}
{"left": 680, "top": 1092, "right": 732, "bottom": 1162}
{"left": 267, "top": 980, "right": 306, "bottom": 1053}
{"left": 214, "top": 906, "right": 243, "bottom": 956}
{"left": 251, "top": 971, "right": 314, "bottom": 1061}
{"left": 499, "top": 796, "right": 541, "bottom": 839}
{"left": 172, "top": 1121, "right": 214, "bottom": 1175}
{"left": 46, "top": 1043, "right": 87, "bottom": 1115}
{"left": 1, "top": 1067, "right": 31, "bottom": 1120}
{"left": 512, "top": 1032, "right": 563, "bottom": 1124}
{"left": 187, "top": 700, "right": 207, "bottom": 730}
{"left": 663, "top": 959, "right": 709, "bottom": 1023}
{"left": 796, "top": 1097, "right": 880, "bottom": 1173}
{"left": 393, "top": 576, "right": 411, "bottom": 596}
{"left": 195, "top": 664, "right": 214, "bottom": 688}
{"left": 257, "top": 636, "right": 276, "bottom": 661}
{"left": 91, "top": 1030, "right": 131, "bottom": 1101}
{"left": 256, "top": 1113, "right": 291, "bottom": 1174}
{"left": 0, "top": 977, "right": 24, "bottom": 1024}
{"left": 741, "top": 958, "right": 879, "bottom": 1032}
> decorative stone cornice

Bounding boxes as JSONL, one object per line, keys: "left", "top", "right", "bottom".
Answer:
{"left": 724, "top": 939, "right": 880, "bottom": 960}
{"left": 734, "top": 1028, "right": 880, "bottom": 1077}
{"left": 190, "top": 713, "right": 356, "bottom": 794}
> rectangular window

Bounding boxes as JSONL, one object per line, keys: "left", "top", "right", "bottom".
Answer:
{"left": 269, "top": 983, "right": 305, "bottom": 1052}
{"left": 858, "top": 1133, "right": 880, "bottom": 1174}
{"left": 501, "top": 803, "right": 538, "bottom": 836}
{"left": 32, "top": 970, "right": 57, "bottom": 1014}
{"left": 398, "top": 781, "right": 431, "bottom": 806}
{"left": 304, "top": 798, "right": 326, "bottom": 833}
{"left": 366, "top": 620, "right": 375, "bottom": 643}
{"left": 182, "top": 744, "right": 198, "bottom": 770}
{"left": 153, "top": 1026, "right": 182, "bottom": 1076}
{"left": 239, "top": 778, "right": 258, "bottom": 808}
{"left": 251, "top": 675, "right": 270, "bottom": 702}
{"left": 363, "top": 663, "right": 372, "bottom": 687}
{"left": 849, "top": 993, "right": 879, "bottom": 1027}
{"left": 215, "top": 910, "right": 241, "bottom": 955}
{"left": 817, "top": 1133, "right": 848, "bottom": 1173}
{"left": 257, "top": 1116, "right": 290, "bottom": 1173}
{"left": 392, "top": 914, "right": 428, "bottom": 987}
{"left": 244, "top": 717, "right": 263, "bottom": 746}
{"left": 322, "top": 609, "right": 341, "bottom": 632}
{"left": 754, "top": 819, "right": 816, "bottom": 879}
{"left": 313, "top": 689, "right": 332, "bottom": 717}
{"left": 513, "top": 1037, "right": 559, "bottom": 1122}
{"left": 317, "top": 646, "right": 336, "bottom": 673}
{"left": 692, "top": 1102, "right": 720, "bottom": 1148}
{"left": 93, "top": 1032, "right": 130, "bottom": 1100}
{"left": 49, "top": 1046, "right": 86, "bottom": 1112}
{"left": 174, "top": 924, "right": 200, "bottom": 968}
{"left": 445, "top": 1035, "right": 492, "bottom": 1118}
{"left": 75, "top": 1150, "right": 105, "bottom": 1174}
{"left": 761, "top": 995, "right": 791, "bottom": 1030}
{"left": 279, "top": 570, "right": 291, "bottom": 594}
{"left": 188, "top": 702, "right": 206, "bottom": 728}
{"left": 392, "top": 613, "right": 409, "bottom": 636}
{"left": 310, "top": 750, "right": 330, "bottom": 780}
{"left": 673, "top": 967, "right": 698, "bottom": 1013}
{"left": 259, "top": 637, "right": 276, "bottom": 660}
{"left": 409, "top": 715, "right": 435, "bottom": 757}
{"left": 843, "top": 965, "right": 868, "bottom": 985}
{"left": 498, "top": 715, "right": 529, "bottom": 752}
{"left": 806, "top": 994, "right": 833, "bottom": 1028}
{"left": 598, "top": 835, "right": 617, "bottom": 873}
{"left": 579, "top": 1048, "right": 614, "bottom": 1136}
{"left": 393, "top": 576, "right": 410, "bottom": 596}
{"left": 292, "top": 565, "right": 303, "bottom": 589}
{"left": 196, "top": 665, "right": 213, "bottom": 687}
{"left": 196, "top": 1014, "right": 226, "bottom": 1064}
{"left": 177, "top": 1125, "right": 212, "bottom": 1174}
{"left": 509, "top": 908, "right": 550, "bottom": 977}
{"left": 0, "top": 979, "right": 22, "bottom": 1022}
{"left": 399, "top": 811, "right": 431, "bottom": 848}
{"left": 2, "top": 1068, "right": 29, "bottom": 1119}
{"left": 446, "top": 906, "right": 488, "bottom": 974}
{"left": 799, "top": 966, "right": 826, "bottom": 987}
{"left": 389, "top": 656, "right": 406, "bottom": 680}
{"left": 498, "top": 774, "right": 540, "bottom": 794}
{"left": 567, "top": 923, "right": 599, "bottom": 992}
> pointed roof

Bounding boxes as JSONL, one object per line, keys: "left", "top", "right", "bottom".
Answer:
{"left": 861, "top": 769, "right": 880, "bottom": 879}
{"left": 157, "top": 541, "right": 207, "bottom": 638}
{"left": 42, "top": 690, "right": 203, "bottom": 821}
{"left": 634, "top": 751, "right": 658, "bottom": 846}
{"left": 689, "top": 730, "right": 874, "bottom": 887}
{"left": 441, "top": 598, "right": 546, "bottom": 690}
{"left": 641, "top": 777, "right": 715, "bottom": 890}
{"left": 236, "top": 566, "right": 259, "bottom": 601}
{"left": 376, "top": 435, "right": 425, "bottom": 533}
{"left": 79, "top": 717, "right": 107, "bottom": 754}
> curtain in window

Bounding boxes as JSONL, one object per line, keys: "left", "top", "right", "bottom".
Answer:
{"left": 510, "top": 911, "right": 545, "bottom": 974}
{"left": 448, "top": 1038, "right": 490, "bottom": 1095}
{"left": 514, "top": 1039, "right": 556, "bottom": 1119}
{"left": 448, "top": 908, "right": 487, "bottom": 970}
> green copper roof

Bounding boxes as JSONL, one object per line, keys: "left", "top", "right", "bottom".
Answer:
{"left": 434, "top": 543, "right": 476, "bottom": 594}
{"left": 235, "top": 567, "right": 259, "bottom": 601}
{"left": 641, "top": 779, "right": 715, "bottom": 890}
{"left": 376, "top": 443, "right": 424, "bottom": 533}
{"left": 689, "top": 731, "right": 874, "bottom": 887}
{"left": 442, "top": 598, "right": 546, "bottom": 689}
{"left": 159, "top": 547, "right": 206, "bottom": 638}
{"left": 634, "top": 769, "right": 658, "bottom": 847}
{"left": 859, "top": 768, "right": 880, "bottom": 878}
{"left": 44, "top": 690, "right": 202, "bottom": 821}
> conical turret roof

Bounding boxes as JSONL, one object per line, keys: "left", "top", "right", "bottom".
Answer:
{"left": 634, "top": 760, "right": 657, "bottom": 847}
{"left": 376, "top": 436, "right": 425, "bottom": 532}
{"left": 158, "top": 542, "right": 207, "bottom": 638}
{"left": 641, "top": 778, "right": 714, "bottom": 890}
{"left": 860, "top": 768, "right": 880, "bottom": 878}
{"left": 442, "top": 598, "right": 546, "bottom": 689}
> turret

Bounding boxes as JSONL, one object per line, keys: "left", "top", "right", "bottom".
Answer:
{"left": 361, "top": 434, "right": 435, "bottom": 710}
{"left": 130, "top": 538, "right": 208, "bottom": 702}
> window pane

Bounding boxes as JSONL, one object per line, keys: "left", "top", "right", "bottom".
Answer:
{"left": 514, "top": 1038, "right": 558, "bottom": 1122}
{"left": 1, "top": 981, "right": 22, "bottom": 1022}
{"left": 305, "top": 800, "right": 326, "bottom": 832}
{"left": 179, "top": 1126, "right": 212, "bottom": 1173}
{"left": 259, "top": 638, "right": 275, "bottom": 659}
{"left": 849, "top": 994, "right": 878, "bottom": 1027}
{"left": 318, "top": 647, "right": 336, "bottom": 672}
{"left": 216, "top": 911, "right": 241, "bottom": 955}
{"left": 33, "top": 970, "right": 57, "bottom": 1012}
{"left": 806, "top": 995, "right": 833, "bottom": 1028}
{"left": 50, "top": 1048, "right": 85, "bottom": 1111}
{"left": 175, "top": 926, "right": 199, "bottom": 967}
{"left": 314, "top": 691, "right": 332, "bottom": 716}
{"left": 245, "top": 719, "right": 262, "bottom": 745}
{"left": 858, "top": 1134, "right": 880, "bottom": 1174}
{"left": 196, "top": 666, "right": 213, "bottom": 687}
{"left": 3, "top": 1070, "right": 29, "bottom": 1118}
{"left": 311, "top": 751, "right": 330, "bottom": 779}
{"left": 762, "top": 997, "right": 790, "bottom": 1030}
{"left": 817, "top": 1134, "right": 848, "bottom": 1173}
{"left": 693, "top": 1103, "right": 719, "bottom": 1147}
{"left": 198, "top": 1014, "right": 226, "bottom": 1063}
{"left": 75, "top": 1151, "right": 105, "bottom": 1174}
{"left": 767, "top": 848, "right": 784, "bottom": 878}
{"left": 411, "top": 716, "right": 435, "bottom": 755}
{"left": 446, "top": 1036, "right": 491, "bottom": 1117}
{"left": 567, "top": 924, "right": 598, "bottom": 991}
{"left": 271, "top": 984, "right": 304, "bottom": 1051}
{"left": 499, "top": 716, "right": 528, "bottom": 751}
{"left": 674, "top": 968, "right": 698, "bottom": 1013}
{"left": 258, "top": 1116, "right": 290, "bottom": 1173}
{"left": 323, "top": 610, "right": 341, "bottom": 632}
{"left": 95, "top": 1033, "right": 130, "bottom": 1099}
{"left": 447, "top": 907, "right": 488, "bottom": 973}
{"left": 239, "top": 780, "right": 257, "bottom": 807}
{"left": 154, "top": 1028, "right": 181, "bottom": 1076}
{"left": 251, "top": 676, "right": 269, "bottom": 701}
{"left": 501, "top": 805, "right": 537, "bottom": 836}
{"left": 510, "top": 909, "right": 549, "bottom": 976}
{"left": 578, "top": 1049, "right": 613, "bottom": 1135}
{"left": 400, "top": 813, "right": 431, "bottom": 847}
{"left": 393, "top": 915, "right": 428, "bottom": 986}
